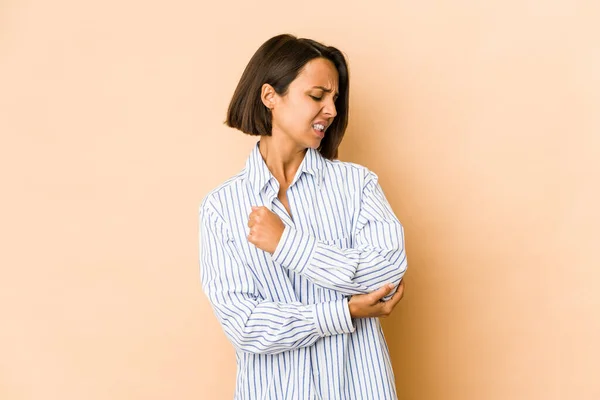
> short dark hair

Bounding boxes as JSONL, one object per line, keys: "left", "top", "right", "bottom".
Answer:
{"left": 226, "top": 34, "right": 350, "bottom": 160}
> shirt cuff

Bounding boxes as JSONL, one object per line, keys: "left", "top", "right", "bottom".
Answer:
{"left": 272, "top": 225, "right": 317, "bottom": 274}
{"left": 312, "top": 298, "right": 356, "bottom": 337}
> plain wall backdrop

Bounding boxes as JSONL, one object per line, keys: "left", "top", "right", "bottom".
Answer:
{"left": 1, "top": 0, "right": 599, "bottom": 399}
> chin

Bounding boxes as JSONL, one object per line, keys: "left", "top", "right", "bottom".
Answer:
{"left": 295, "top": 136, "right": 321, "bottom": 150}
{"left": 307, "top": 139, "right": 322, "bottom": 149}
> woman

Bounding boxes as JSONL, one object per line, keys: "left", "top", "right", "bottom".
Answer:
{"left": 199, "top": 34, "right": 408, "bottom": 399}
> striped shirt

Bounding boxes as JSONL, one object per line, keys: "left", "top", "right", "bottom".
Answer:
{"left": 199, "top": 141, "right": 407, "bottom": 399}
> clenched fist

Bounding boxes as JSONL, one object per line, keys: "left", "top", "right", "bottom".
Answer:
{"left": 247, "top": 206, "right": 285, "bottom": 254}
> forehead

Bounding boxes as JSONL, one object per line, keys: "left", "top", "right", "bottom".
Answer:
{"left": 292, "top": 58, "right": 339, "bottom": 90}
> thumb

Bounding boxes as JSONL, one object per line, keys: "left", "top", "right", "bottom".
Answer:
{"left": 370, "top": 283, "right": 395, "bottom": 302}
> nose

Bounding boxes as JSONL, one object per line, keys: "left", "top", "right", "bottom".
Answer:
{"left": 323, "top": 98, "right": 337, "bottom": 118}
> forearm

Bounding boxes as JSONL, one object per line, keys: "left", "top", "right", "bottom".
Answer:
{"left": 272, "top": 225, "right": 407, "bottom": 296}
{"left": 208, "top": 294, "right": 355, "bottom": 354}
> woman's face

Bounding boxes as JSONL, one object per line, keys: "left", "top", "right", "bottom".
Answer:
{"left": 268, "top": 57, "right": 339, "bottom": 151}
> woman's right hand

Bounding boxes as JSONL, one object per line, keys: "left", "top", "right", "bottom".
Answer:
{"left": 348, "top": 280, "right": 405, "bottom": 319}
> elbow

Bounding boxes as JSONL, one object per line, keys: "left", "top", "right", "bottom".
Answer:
{"left": 220, "top": 318, "right": 262, "bottom": 354}
{"left": 225, "top": 324, "right": 312, "bottom": 355}
{"left": 394, "top": 250, "right": 408, "bottom": 283}
{"left": 230, "top": 338, "right": 257, "bottom": 354}
{"left": 223, "top": 324, "right": 281, "bottom": 355}
{"left": 393, "top": 224, "right": 407, "bottom": 281}
{"left": 225, "top": 328, "right": 264, "bottom": 354}
{"left": 228, "top": 334, "right": 288, "bottom": 355}
{"left": 387, "top": 246, "right": 407, "bottom": 286}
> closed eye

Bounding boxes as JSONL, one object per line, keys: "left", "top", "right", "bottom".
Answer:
{"left": 310, "top": 95, "right": 322, "bottom": 101}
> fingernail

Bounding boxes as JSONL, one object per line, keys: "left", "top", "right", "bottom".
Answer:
{"left": 388, "top": 283, "right": 395, "bottom": 289}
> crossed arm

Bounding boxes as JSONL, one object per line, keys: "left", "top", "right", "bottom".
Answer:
{"left": 248, "top": 172, "right": 407, "bottom": 299}
{"left": 200, "top": 195, "right": 405, "bottom": 355}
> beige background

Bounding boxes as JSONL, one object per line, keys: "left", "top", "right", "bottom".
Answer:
{"left": 1, "top": 0, "right": 599, "bottom": 399}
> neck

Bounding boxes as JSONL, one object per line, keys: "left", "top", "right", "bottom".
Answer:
{"left": 258, "top": 136, "right": 307, "bottom": 185}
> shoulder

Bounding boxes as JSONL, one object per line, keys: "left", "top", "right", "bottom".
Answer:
{"left": 199, "top": 169, "right": 246, "bottom": 221}
{"left": 324, "top": 159, "right": 379, "bottom": 188}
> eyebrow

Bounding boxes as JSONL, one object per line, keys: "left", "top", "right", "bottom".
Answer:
{"left": 311, "top": 86, "right": 339, "bottom": 97}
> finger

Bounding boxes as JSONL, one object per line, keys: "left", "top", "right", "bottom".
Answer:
{"left": 250, "top": 208, "right": 261, "bottom": 218}
{"left": 247, "top": 216, "right": 255, "bottom": 228}
{"left": 252, "top": 206, "right": 266, "bottom": 215}
{"left": 386, "top": 281, "right": 405, "bottom": 308}
{"left": 394, "top": 280, "right": 405, "bottom": 297}
{"left": 398, "top": 279, "right": 405, "bottom": 293}
{"left": 369, "top": 283, "right": 395, "bottom": 303}
{"left": 260, "top": 206, "right": 272, "bottom": 215}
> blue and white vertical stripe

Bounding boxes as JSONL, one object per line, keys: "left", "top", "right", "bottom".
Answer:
{"left": 199, "top": 141, "right": 407, "bottom": 399}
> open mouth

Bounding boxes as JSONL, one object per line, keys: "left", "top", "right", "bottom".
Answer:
{"left": 312, "top": 123, "right": 326, "bottom": 138}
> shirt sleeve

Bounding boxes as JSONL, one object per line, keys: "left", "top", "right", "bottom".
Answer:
{"left": 199, "top": 200, "right": 355, "bottom": 355}
{"left": 271, "top": 171, "right": 407, "bottom": 299}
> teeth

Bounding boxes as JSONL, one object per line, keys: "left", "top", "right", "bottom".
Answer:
{"left": 313, "top": 124, "right": 325, "bottom": 131}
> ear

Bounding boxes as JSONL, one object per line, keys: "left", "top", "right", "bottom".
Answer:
{"left": 260, "top": 83, "right": 277, "bottom": 110}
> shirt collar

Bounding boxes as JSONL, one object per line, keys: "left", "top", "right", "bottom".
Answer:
{"left": 245, "top": 141, "right": 326, "bottom": 194}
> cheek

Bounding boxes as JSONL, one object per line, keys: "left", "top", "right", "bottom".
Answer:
{"left": 276, "top": 98, "right": 320, "bottom": 131}
{"left": 293, "top": 99, "right": 320, "bottom": 122}
{"left": 283, "top": 106, "right": 305, "bottom": 124}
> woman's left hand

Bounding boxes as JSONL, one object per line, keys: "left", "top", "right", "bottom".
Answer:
{"left": 247, "top": 206, "right": 285, "bottom": 254}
